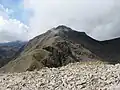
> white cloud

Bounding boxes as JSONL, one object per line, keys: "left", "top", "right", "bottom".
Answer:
{"left": 24, "top": 0, "right": 120, "bottom": 40}
{"left": 0, "top": 16, "right": 29, "bottom": 42}
{"left": 0, "top": 4, "right": 29, "bottom": 42}
{"left": 0, "top": 4, "right": 9, "bottom": 19}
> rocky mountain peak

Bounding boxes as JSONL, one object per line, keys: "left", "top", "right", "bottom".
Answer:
{"left": 49, "top": 25, "right": 72, "bottom": 34}
{"left": 48, "top": 25, "right": 87, "bottom": 39}
{"left": 2, "top": 25, "right": 120, "bottom": 73}
{"left": 55, "top": 25, "right": 72, "bottom": 31}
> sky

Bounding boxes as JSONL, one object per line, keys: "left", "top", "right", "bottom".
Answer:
{"left": 0, "top": 0, "right": 120, "bottom": 42}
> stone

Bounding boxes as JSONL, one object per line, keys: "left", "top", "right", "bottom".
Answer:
{"left": 0, "top": 62, "right": 120, "bottom": 90}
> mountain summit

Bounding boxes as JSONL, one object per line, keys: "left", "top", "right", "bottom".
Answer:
{"left": 1, "top": 25, "right": 120, "bottom": 72}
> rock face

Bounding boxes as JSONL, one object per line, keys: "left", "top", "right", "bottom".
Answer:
{"left": 0, "top": 62, "right": 120, "bottom": 90}
{"left": 1, "top": 25, "right": 120, "bottom": 72}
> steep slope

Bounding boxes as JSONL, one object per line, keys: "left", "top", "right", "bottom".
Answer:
{"left": 0, "top": 26, "right": 100, "bottom": 72}
{"left": 0, "top": 41, "right": 27, "bottom": 68}
{"left": 53, "top": 26, "right": 120, "bottom": 63}
{"left": 99, "top": 38, "right": 120, "bottom": 63}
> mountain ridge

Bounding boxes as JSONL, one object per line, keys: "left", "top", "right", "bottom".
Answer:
{"left": 1, "top": 25, "right": 120, "bottom": 72}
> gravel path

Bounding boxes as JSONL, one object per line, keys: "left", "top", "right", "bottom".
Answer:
{"left": 0, "top": 62, "right": 120, "bottom": 90}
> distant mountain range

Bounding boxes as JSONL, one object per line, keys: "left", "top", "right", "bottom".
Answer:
{"left": 0, "top": 41, "right": 27, "bottom": 68}
{"left": 0, "top": 25, "right": 120, "bottom": 72}
{"left": 0, "top": 41, "right": 27, "bottom": 48}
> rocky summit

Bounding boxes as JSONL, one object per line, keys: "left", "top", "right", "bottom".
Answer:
{"left": 1, "top": 25, "right": 120, "bottom": 72}
{"left": 0, "top": 25, "right": 99, "bottom": 72}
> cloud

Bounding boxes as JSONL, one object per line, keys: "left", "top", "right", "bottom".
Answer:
{"left": 0, "top": 4, "right": 29, "bottom": 42}
{"left": 24, "top": 0, "right": 120, "bottom": 40}
{"left": 0, "top": 16, "right": 29, "bottom": 42}
{"left": 0, "top": 4, "right": 9, "bottom": 19}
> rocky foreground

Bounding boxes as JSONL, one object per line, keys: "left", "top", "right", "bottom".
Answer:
{"left": 0, "top": 62, "right": 120, "bottom": 90}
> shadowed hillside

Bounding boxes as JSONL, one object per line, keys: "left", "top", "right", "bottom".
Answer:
{"left": 0, "top": 41, "right": 27, "bottom": 67}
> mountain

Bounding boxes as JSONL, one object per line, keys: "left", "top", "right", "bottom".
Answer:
{"left": 1, "top": 25, "right": 120, "bottom": 72}
{"left": 0, "top": 41, "right": 26, "bottom": 48}
{"left": 0, "top": 41, "right": 27, "bottom": 68}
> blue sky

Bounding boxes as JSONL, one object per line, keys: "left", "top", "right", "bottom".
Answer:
{"left": 0, "top": 0, "right": 31, "bottom": 42}
{"left": 0, "top": 0, "right": 32, "bottom": 25}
